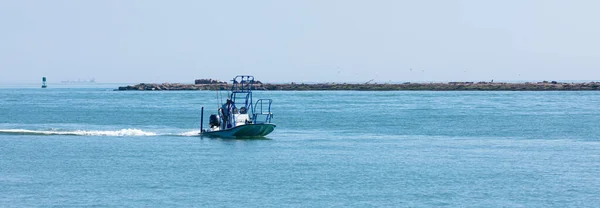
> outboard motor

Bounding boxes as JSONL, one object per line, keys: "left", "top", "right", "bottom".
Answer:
{"left": 209, "top": 114, "right": 220, "bottom": 128}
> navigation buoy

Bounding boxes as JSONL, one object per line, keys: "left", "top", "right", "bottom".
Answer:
{"left": 42, "top": 77, "right": 47, "bottom": 88}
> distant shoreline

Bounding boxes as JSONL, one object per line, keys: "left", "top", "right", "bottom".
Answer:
{"left": 117, "top": 81, "right": 600, "bottom": 91}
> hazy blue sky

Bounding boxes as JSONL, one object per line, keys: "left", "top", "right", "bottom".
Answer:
{"left": 1, "top": 0, "right": 599, "bottom": 83}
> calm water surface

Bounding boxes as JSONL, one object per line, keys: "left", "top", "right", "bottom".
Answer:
{"left": 1, "top": 86, "right": 599, "bottom": 207}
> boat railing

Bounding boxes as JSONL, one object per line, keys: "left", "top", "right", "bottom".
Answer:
{"left": 252, "top": 99, "right": 273, "bottom": 124}
{"left": 231, "top": 75, "right": 255, "bottom": 93}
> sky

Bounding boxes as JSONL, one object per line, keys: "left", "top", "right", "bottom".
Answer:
{"left": 1, "top": 0, "right": 599, "bottom": 84}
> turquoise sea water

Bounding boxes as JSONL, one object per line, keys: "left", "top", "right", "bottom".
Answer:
{"left": 1, "top": 86, "right": 599, "bottom": 207}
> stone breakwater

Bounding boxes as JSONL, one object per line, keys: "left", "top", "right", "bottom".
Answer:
{"left": 118, "top": 83, "right": 229, "bottom": 91}
{"left": 117, "top": 81, "right": 600, "bottom": 91}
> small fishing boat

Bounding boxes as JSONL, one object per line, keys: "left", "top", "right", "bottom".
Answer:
{"left": 199, "top": 75, "right": 275, "bottom": 138}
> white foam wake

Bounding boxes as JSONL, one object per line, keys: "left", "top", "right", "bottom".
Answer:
{"left": 177, "top": 130, "right": 201, "bottom": 137}
{"left": 0, "top": 128, "right": 158, "bottom": 136}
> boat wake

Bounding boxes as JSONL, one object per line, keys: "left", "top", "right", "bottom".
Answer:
{"left": 177, "top": 130, "right": 201, "bottom": 137}
{"left": 0, "top": 128, "right": 200, "bottom": 137}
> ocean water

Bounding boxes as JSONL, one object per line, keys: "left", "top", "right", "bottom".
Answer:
{"left": 1, "top": 86, "right": 599, "bottom": 207}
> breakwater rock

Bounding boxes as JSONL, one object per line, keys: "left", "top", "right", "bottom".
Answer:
{"left": 194, "top": 79, "right": 227, "bottom": 85}
{"left": 117, "top": 81, "right": 600, "bottom": 91}
{"left": 117, "top": 83, "right": 230, "bottom": 91}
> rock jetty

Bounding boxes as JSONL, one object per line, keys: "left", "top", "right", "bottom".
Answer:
{"left": 117, "top": 81, "right": 600, "bottom": 91}
{"left": 194, "top": 79, "right": 227, "bottom": 85}
{"left": 118, "top": 83, "right": 229, "bottom": 91}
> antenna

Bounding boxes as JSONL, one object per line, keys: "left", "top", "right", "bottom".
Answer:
{"left": 216, "top": 88, "right": 220, "bottom": 110}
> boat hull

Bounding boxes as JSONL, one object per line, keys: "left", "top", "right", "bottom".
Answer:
{"left": 200, "top": 123, "right": 276, "bottom": 138}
